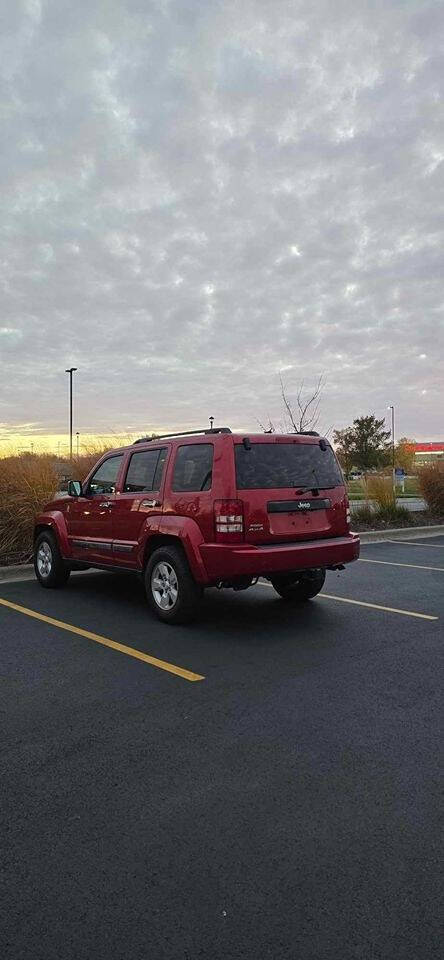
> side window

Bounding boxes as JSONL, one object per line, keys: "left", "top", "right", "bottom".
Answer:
{"left": 172, "top": 444, "right": 214, "bottom": 492}
{"left": 88, "top": 455, "right": 124, "bottom": 495}
{"left": 124, "top": 448, "right": 167, "bottom": 493}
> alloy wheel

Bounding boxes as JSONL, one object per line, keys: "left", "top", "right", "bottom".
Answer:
{"left": 37, "top": 541, "right": 53, "bottom": 578}
{"left": 151, "top": 561, "right": 179, "bottom": 610}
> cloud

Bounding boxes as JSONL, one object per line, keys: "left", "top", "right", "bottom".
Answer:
{"left": 0, "top": 0, "right": 443, "bottom": 441}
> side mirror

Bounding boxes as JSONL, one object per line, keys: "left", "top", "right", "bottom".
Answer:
{"left": 67, "top": 480, "right": 82, "bottom": 497}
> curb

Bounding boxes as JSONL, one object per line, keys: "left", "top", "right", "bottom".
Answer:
{"left": 356, "top": 524, "right": 444, "bottom": 543}
{"left": 0, "top": 563, "right": 35, "bottom": 583}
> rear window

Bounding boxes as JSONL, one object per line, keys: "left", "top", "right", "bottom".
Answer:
{"left": 235, "top": 442, "right": 343, "bottom": 490}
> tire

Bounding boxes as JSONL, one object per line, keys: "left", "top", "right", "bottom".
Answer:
{"left": 270, "top": 568, "right": 326, "bottom": 602}
{"left": 145, "top": 545, "right": 202, "bottom": 624}
{"left": 34, "top": 530, "right": 71, "bottom": 588}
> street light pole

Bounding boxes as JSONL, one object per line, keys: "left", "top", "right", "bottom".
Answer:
{"left": 388, "top": 405, "right": 395, "bottom": 493}
{"left": 65, "top": 367, "right": 77, "bottom": 460}
{"left": 76, "top": 431, "right": 80, "bottom": 457}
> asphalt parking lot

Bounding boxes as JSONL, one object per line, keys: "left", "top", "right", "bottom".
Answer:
{"left": 1, "top": 536, "right": 443, "bottom": 960}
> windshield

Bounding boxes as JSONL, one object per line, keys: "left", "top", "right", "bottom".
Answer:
{"left": 235, "top": 442, "right": 343, "bottom": 490}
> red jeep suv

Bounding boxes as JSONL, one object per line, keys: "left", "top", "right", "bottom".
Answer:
{"left": 34, "top": 428, "right": 360, "bottom": 623}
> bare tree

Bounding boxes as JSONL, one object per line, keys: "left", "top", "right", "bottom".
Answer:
{"left": 279, "top": 373, "right": 325, "bottom": 433}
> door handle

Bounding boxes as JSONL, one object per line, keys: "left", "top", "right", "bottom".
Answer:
{"left": 99, "top": 501, "right": 114, "bottom": 508}
{"left": 141, "top": 499, "right": 161, "bottom": 508}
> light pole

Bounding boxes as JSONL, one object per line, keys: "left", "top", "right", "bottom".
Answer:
{"left": 388, "top": 405, "right": 395, "bottom": 494}
{"left": 76, "top": 431, "right": 80, "bottom": 456}
{"left": 65, "top": 367, "right": 77, "bottom": 460}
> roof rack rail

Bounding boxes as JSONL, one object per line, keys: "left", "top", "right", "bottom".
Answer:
{"left": 133, "top": 427, "right": 232, "bottom": 444}
{"left": 299, "top": 430, "right": 320, "bottom": 436}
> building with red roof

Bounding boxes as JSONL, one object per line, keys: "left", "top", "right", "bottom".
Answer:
{"left": 413, "top": 442, "right": 444, "bottom": 462}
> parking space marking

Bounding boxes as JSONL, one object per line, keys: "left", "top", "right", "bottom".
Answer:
{"left": 258, "top": 583, "right": 438, "bottom": 620}
{"left": 0, "top": 597, "right": 204, "bottom": 683}
{"left": 388, "top": 540, "right": 444, "bottom": 549}
{"left": 359, "top": 558, "right": 444, "bottom": 572}
{"left": 320, "top": 594, "right": 438, "bottom": 620}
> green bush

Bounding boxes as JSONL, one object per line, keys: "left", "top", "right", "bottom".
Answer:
{"left": 352, "top": 503, "right": 374, "bottom": 525}
{"left": 418, "top": 462, "right": 444, "bottom": 515}
{"left": 376, "top": 504, "right": 412, "bottom": 525}
{"left": 352, "top": 502, "right": 413, "bottom": 528}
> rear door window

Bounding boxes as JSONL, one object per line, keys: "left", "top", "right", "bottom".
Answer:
{"left": 235, "top": 443, "right": 343, "bottom": 489}
{"left": 172, "top": 444, "right": 214, "bottom": 492}
{"left": 123, "top": 448, "right": 167, "bottom": 493}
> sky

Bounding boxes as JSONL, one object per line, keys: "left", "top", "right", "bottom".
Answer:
{"left": 1, "top": 0, "right": 443, "bottom": 453}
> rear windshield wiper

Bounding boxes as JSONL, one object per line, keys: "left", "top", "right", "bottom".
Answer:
{"left": 294, "top": 467, "right": 340, "bottom": 494}
{"left": 292, "top": 468, "right": 320, "bottom": 494}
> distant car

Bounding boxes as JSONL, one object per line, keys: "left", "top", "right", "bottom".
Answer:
{"left": 348, "top": 471, "right": 363, "bottom": 480}
{"left": 33, "top": 428, "right": 360, "bottom": 624}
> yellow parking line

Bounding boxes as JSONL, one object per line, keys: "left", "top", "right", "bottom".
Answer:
{"left": 258, "top": 582, "right": 437, "bottom": 620}
{"left": 359, "top": 558, "right": 444, "bottom": 572}
{"left": 0, "top": 597, "right": 204, "bottom": 682}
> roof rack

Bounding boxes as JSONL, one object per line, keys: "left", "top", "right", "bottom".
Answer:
{"left": 133, "top": 427, "right": 232, "bottom": 444}
{"left": 299, "top": 431, "right": 320, "bottom": 436}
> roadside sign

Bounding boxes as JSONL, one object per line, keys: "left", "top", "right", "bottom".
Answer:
{"left": 395, "top": 467, "right": 405, "bottom": 491}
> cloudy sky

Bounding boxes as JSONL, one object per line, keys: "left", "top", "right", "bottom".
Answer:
{"left": 1, "top": 0, "right": 443, "bottom": 449}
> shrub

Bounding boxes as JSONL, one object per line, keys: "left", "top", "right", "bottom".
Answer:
{"left": 351, "top": 501, "right": 413, "bottom": 529}
{"left": 362, "top": 474, "right": 396, "bottom": 509}
{"left": 0, "top": 455, "right": 58, "bottom": 563}
{"left": 352, "top": 503, "right": 375, "bottom": 525}
{"left": 376, "top": 504, "right": 412, "bottom": 525}
{"left": 418, "top": 462, "right": 444, "bottom": 515}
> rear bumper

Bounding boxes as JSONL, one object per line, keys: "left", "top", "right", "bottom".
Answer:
{"left": 199, "top": 534, "right": 360, "bottom": 583}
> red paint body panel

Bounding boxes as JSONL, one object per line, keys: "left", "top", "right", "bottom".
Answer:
{"left": 150, "top": 516, "right": 208, "bottom": 582}
{"left": 198, "top": 534, "right": 360, "bottom": 582}
{"left": 34, "top": 509, "right": 71, "bottom": 557}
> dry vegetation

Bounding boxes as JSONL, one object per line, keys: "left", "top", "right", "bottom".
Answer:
{"left": 355, "top": 474, "right": 412, "bottom": 526}
{"left": 361, "top": 474, "right": 396, "bottom": 509}
{"left": 352, "top": 464, "right": 444, "bottom": 530}
{"left": 418, "top": 461, "right": 444, "bottom": 514}
{"left": 0, "top": 443, "right": 113, "bottom": 564}
{"left": 0, "top": 455, "right": 59, "bottom": 563}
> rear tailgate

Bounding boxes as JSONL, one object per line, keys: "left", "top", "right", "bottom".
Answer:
{"left": 234, "top": 437, "right": 348, "bottom": 544}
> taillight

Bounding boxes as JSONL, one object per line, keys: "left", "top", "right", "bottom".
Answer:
{"left": 214, "top": 500, "right": 244, "bottom": 543}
